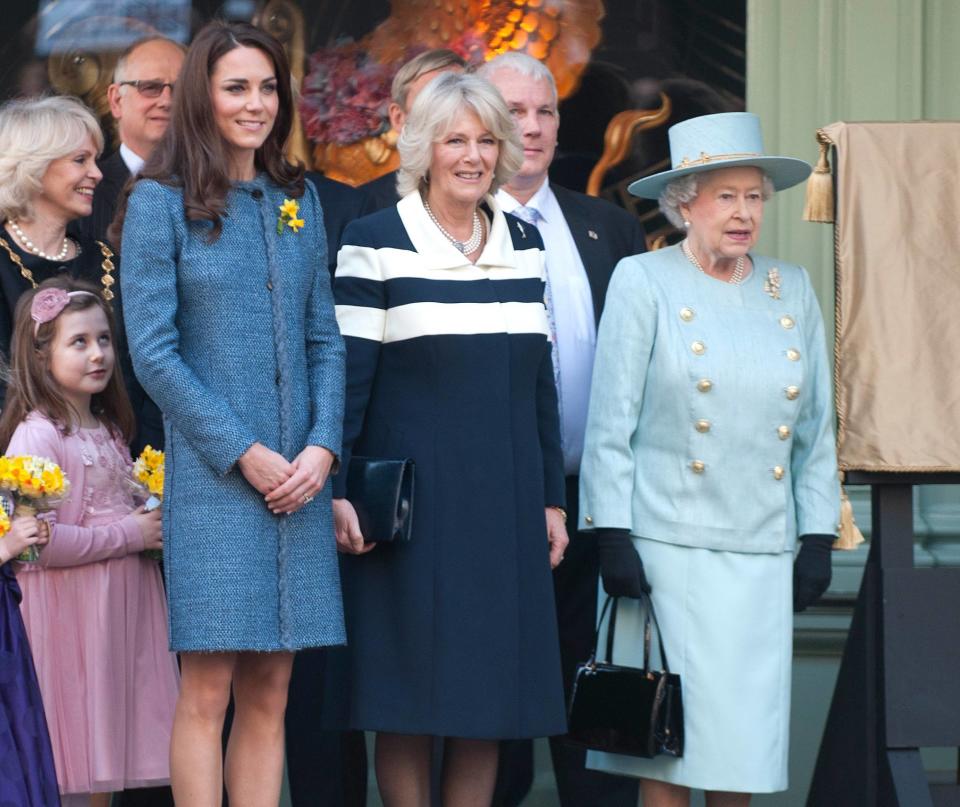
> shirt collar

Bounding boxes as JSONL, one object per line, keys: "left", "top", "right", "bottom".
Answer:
{"left": 496, "top": 177, "right": 555, "bottom": 223}
{"left": 119, "top": 143, "right": 146, "bottom": 176}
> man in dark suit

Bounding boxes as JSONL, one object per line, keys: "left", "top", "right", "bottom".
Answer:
{"left": 361, "top": 48, "right": 466, "bottom": 211}
{"left": 282, "top": 173, "right": 375, "bottom": 807}
{"left": 480, "top": 53, "right": 647, "bottom": 807}
{"left": 79, "top": 36, "right": 185, "bottom": 243}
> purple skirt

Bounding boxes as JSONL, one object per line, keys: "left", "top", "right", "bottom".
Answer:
{"left": 0, "top": 563, "right": 60, "bottom": 807}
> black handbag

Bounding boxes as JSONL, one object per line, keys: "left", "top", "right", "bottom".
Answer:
{"left": 567, "top": 593, "right": 684, "bottom": 758}
{"left": 345, "top": 456, "right": 415, "bottom": 543}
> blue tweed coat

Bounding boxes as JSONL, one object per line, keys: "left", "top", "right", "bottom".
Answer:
{"left": 120, "top": 176, "right": 346, "bottom": 652}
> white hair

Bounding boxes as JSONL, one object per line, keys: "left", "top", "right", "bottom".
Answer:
{"left": 476, "top": 52, "right": 558, "bottom": 107}
{"left": 0, "top": 96, "right": 104, "bottom": 222}
{"left": 396, "top": 72, "right": 523, "bottom": 198}
{"left": 659, "top": 170, "right": 775, "bottom": 229}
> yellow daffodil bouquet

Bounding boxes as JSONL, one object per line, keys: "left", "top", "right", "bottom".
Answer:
{"left": 132, "top": 445, "right": 164, "bottom": 560}
{"left": 0, "top": 455, "right": 70, "bottom": 562}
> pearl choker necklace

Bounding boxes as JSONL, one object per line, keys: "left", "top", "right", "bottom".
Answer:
{"left": 9, "top": 220, "right": 70, "bottom": 262}
{"left": 682, "top": 239, "right": 745, "bottom": 284}
{"left": 423, "top": 200, "right": 483, "bottom": 255}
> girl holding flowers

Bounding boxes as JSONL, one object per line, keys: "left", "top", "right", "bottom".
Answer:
{"left": 0, "top": 277, "right": 178, "bottom": 807}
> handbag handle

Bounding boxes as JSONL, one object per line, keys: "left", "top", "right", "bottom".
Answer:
{"left": 593, "top": 594, "right": 673, "bottom": 675}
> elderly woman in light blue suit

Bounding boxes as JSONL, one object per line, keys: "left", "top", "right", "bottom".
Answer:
{"left": 116, "top": 22, "right": 345, "bottom": 806}
{"left": 579, "top": 112, "right": 840, "bottom": 806}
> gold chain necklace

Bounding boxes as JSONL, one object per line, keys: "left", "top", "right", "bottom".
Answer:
{"left": 0, "top": 236, "right": 116, "bottom": 302}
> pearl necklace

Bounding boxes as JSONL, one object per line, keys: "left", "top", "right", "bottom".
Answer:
{"left": 682, "top": 239, "right": 745, "bottom": 284}
{"left": 423, "top": 200, "right": 483, "bottom": 255}
{"left": 9, "top": 220, "right": 70, "bottom": 261}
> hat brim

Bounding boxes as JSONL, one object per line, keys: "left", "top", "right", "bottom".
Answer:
{"left": 627, "top": 156, "right": 813, "bottom": 199}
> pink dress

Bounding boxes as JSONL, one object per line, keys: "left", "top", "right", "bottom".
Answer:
{"left": 9, "top": 413, "right": 179, "bottom": 796}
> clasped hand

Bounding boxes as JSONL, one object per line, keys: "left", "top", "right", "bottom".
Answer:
{"left": 0, "top": 514, "right": 49, "bottom": 564}
{"left": 238, "top": 442, "right": 335, "bottom": 515}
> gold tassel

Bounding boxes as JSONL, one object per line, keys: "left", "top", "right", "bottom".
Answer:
{"left": 834, "top": 472, "right": 865, "bottom": 550}
{"left": 802, "top": 129, "right": 835, "bottom": 223}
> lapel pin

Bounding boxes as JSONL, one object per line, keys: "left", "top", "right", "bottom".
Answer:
{"left": 588, "top": 229, "right": 598, "bottom": 240}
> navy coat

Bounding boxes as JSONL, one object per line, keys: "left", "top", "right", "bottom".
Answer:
{"left": 328, "top": 192, "right": 567, "bottom": 738}
{"left": 120, "top": 176, "right": 346, "bottom": 652}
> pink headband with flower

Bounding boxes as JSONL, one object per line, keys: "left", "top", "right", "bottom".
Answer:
{"left": 31, "top": 288, "right": 97, "bottom": 335}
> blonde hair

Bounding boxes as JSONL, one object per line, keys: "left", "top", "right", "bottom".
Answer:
{"left": 396, "top": 72, "right": 523, "bottom": 198}
{"left": 0, "top": 96, "right": 104, "bottom": 222}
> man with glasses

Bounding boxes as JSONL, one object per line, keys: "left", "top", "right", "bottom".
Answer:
{"left": 79, "top": 36, "right": 185, "bottom": 243}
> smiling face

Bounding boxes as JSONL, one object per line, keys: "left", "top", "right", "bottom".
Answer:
{"left": 427, "top": 108, "right": 499, "bottom": 209}
{"left": 48, "top": 305, "right": 115, "bottom": 416}
{"left": 681, "top": 166, "right": 766, "bottom": 261}
{"left": 485, "top": 67, "right": 558, "bottom": 196}
{"left": 209, "top": 45, "right": 279, "bottom": 179}
{"left": 108, "top": 39, "right": 184, "bottom": 160}
{"left": 33, "top": 133, "right": 102, "bottom": 225}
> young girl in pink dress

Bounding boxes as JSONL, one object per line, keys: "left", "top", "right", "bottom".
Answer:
{"left": 0, "top": 277, "right": 179, "bottom": 807}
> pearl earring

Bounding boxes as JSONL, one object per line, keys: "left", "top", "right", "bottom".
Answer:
{"left": 683, "top": 220, "right": 690, "bottom": 228}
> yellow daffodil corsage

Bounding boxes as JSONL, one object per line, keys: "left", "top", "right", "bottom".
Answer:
{"left": 277, "top": 198, "right": 305, "bottom": 235}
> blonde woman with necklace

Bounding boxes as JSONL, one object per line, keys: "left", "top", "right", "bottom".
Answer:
{"left": 330, "top": 72, "right": 569, "bottom": 806}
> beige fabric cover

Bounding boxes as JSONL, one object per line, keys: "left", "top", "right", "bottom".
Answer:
{"left": 825, "top": 121, "right": 960, "bottom": 471}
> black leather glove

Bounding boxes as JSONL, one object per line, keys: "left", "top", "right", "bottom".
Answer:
{"left": 793, "top": 534, "right": 834, "bottom": 612}
{"left": 596, "top": 528, "right": 651, "bottom": 598}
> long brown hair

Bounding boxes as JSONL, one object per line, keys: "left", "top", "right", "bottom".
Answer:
{"left": 0, "top": 278, "right": 135, "bottom": 451}
{"left": 110, "top": 21, "right": 304, "bottom": 247}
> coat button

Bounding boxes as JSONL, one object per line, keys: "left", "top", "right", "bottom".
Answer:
{"left": 680, "top": 307, "right": 695, "bottom": 322}
{"left": 695, "top": 419, "right": 711, "bottom": 433}
{"left": 786, "top": 348, "right": 800, "bottom": 361}
{"left": 778, "top": 425, "right": 791, "bottom": 440}
{"left": 773, "top": 465, "right": 785, "bottom": 480}
{"left": 697, "top": 378, "right": 713, "bottom": 393}
{"left": 267, "top": 280, "right": 273, "bottom": 291}
{"left": 584, "top": 515, "right": 593, "bottom": 525}
{"left": 691, "top": 460, "right": 705, "bottom": 474}
{"left": 275, "top": 372, "right": 281, "bottom": 385}
{"left": 252, "top": 189, "right": 263, "bottom": 199}
{"left": 785, "top": 385, "right": 800, "bottom": 400}
{"left": 780, "top": 315, "right": 795, "bottom": 329}
{"left": 691, "top": 340, "right": 706, "bottom": 355}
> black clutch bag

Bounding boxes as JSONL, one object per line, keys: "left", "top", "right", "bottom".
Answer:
{"left": 568, "top": 594, "right": 684, "bottom": 759}
{"left": 345, "top": 456, "right": 415, "bottom": 543}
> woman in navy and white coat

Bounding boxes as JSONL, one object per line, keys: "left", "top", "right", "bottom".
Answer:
{"left": 579, "top": 112, "right": 841, "bottom": 805}
{"left": 330, "top": 72, "right": 568, "bottom": 805}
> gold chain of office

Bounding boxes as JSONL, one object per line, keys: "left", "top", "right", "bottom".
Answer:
{"left": 0, "top": 236, "right": 116, "bottom": 302}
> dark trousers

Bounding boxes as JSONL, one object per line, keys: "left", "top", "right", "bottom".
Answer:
{"left": 113, "top": 789, "right": 174, "bottom": 807}
{"left": 492, "top": 476, "right": 639, "bottom": 807}
{"left": 285, "top": 648, "right": 368, "bottom": 807}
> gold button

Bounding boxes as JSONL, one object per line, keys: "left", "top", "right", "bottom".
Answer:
{"left": 691, "top": 460, "right": 705, "bottom": 474}
{"left": 787, "top": 348, "right": 801, "bottom": 361}
{"left": 778, "top": 425, "right": 791, "bottom": 440}
{"left": 695, "top": 419, "right": 711, "bottom": 433}
{"left": 780, "top": 315, "right": 795, "bottom": 329}
{"left": 697, "top": 379, "right": 713, "bottom": 393}
{"left": 691, "top": 340, "right": 706, "bottom": 355}
{"left": 773, "top": 465, "right": 785, "bottom": 480}
{"left": 785, "top": 385, "right": 800, "bottom": 400}
{"left": 680, "top": 307, "right": 695, "bottom": 322}
{"left": 584, "top": 515, "right": 593, "bottom": 525}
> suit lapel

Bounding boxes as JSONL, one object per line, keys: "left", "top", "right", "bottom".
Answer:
{"left": 552, "top": 184, "right": 610, "bottom": 321}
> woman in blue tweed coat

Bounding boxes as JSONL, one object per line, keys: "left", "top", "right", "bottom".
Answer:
{"left": 115, "top": 23, "right": 344, "bottom": 805}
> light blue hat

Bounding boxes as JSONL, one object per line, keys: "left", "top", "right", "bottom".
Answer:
{"left": 628, "top": 112, "right": 812, "bottom": 199}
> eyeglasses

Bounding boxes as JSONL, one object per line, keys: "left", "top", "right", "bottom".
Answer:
{"left": 118, "top": 80, "right": 175, "bottom": 98}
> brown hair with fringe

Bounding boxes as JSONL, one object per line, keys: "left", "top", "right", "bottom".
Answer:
{"left": 109, "top": 20, "right": 303, "bottom": 248}
{"left": 0, "top": 277, "right": 135, "bottom": 451}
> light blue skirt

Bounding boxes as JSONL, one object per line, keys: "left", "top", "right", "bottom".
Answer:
{"left": 587, "top": 537, "right": 793, "bottom": 794}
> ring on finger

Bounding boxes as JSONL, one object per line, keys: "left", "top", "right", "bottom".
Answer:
{"left": 303, "top": 493, "right": 315, "bottom": 504}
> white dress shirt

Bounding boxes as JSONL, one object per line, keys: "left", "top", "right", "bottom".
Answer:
{"left": 497, "top": 180, "right": 597, "bottom": 475}
{"left": 119, "top": 142, "right": 146, "bottom": 177}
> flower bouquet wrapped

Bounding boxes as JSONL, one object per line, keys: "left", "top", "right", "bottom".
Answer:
{"left": 132, "top": 445, "right": 164, "bottom": 560}
{"left": 0, "top": 455, "right": 71, "bottom": 561}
